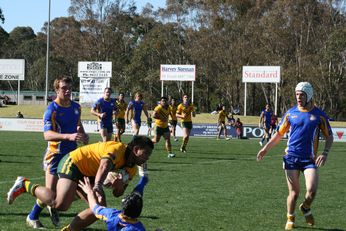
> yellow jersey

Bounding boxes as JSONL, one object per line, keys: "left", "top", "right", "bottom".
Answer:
{"left": 69, "top": 141, "right": 137, "bottom": 178}
{"left": 116, "top": 100, "right": 127, "bottom": 119}
{"left": 154, "top": 105, "right": 171, "bottom": 128}
{"left": 169, "top": 104, "right": 177, "bottom": 121}
{"left": 218, "top": 110, "right": 227, "bottom": 122}
{"left": 177, "top": 103, "right": 195, "bottom": 122}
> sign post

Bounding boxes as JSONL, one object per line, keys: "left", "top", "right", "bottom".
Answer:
{"left": 160, "top": 64, "right": 196, "bottom": 102}
{"left": 0, "top": 59, "right": 25, "bottom": 105}
{"left": 242, "top": 66, "right": 281, "bottom": 116}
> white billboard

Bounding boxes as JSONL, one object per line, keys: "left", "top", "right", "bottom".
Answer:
{"left": 79, "top": 78, "right": 110, "bottom": 104}
{"left": 242, "top": 66, "right": 280, "bottom": 83}
{"left": 78, "top": 61, "right": 112, "bottom": 78}
{"left": 0, "top": 59, "right": 25, "bottom": 80}
{"left": 160, "top": 64, "right": 196, "bottom": 81}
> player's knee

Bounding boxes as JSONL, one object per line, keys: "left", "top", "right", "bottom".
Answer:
{"left": 289, "top": 190, "right": 300, "bottom": 200}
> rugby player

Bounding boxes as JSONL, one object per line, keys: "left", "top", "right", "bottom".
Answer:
{"left": 114, "top": 92, "right": 127, "bottom": 142}
{"left": 259, "top": 104, "right": 273, "bottom": 146}
{"left": 217, "top": 105, "right": 230, "bottom": 140}
{"left": 169, "top": 98, "right": 179, "bottom": 142}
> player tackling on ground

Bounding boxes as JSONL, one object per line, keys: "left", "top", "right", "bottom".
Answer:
{"left": 257, "top": 82, "right": 333, "bottom": 230}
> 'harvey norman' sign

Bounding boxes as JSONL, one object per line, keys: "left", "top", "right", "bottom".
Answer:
{"left": 242, "top": 66, "right": 280, "bottom": 83}
{"left": 160, "top": 64, "right": 196, "bottom": 81}
{"left": 78, "top": 61, "right": 112, "bottom": 78}
{"left": 0, "top": 59, "right": 25, "bottom": 80}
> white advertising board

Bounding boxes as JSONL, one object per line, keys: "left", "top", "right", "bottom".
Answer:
{"left": 242, "top": 66, "right": 280, "bottom": 83}
{"left": 0, "top": 59, "right": 25, "bottom": 80}
{"left": 79, "top": 78, "right": 110, "bottom": 104}
{"left": 160, "top": 64, "right": 196, "bottom": 81}
{"left": 78, "top": 61, "right": 112, "bottom": 78}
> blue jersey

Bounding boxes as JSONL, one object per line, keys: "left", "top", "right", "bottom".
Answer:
{"left": 92, "top": 98, "right": 117, "bottom": 124}
{"left": 43, "top": 100, "right": 81, "bottom": 155}
{"left": 277, "top": 106, "right": 332, "bottom": 160}
{"left": 128, "top": 100, "right": 145, "bottom": 122}
{"left": 93, "top": 205, "right": 146, "bottom": 231}
{"left": 262, "top": 110, "right": 273, "bottom": 128}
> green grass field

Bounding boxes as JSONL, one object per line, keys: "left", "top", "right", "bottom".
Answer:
{"left": 0, "top": 132, "right": 346, "bottom": 230}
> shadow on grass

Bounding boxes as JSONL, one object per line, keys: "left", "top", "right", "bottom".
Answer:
{"left": 141, "top": 215, "right": 160, "bottom": 219}
{"left": 295, "top": 226, "right": 345, "bottom": 231}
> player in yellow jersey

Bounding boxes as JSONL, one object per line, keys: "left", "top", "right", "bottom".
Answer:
{"left": 217, "top": 105, "right": 230, "bottom": 140}
{"left": 7, "top": 136, "right": 154, "bottom": 231}
{"left": 115, "top": 93, "right": 128, "bottom": 142}
{"left": 169, "top": 97, "right": 179, "bottom": 142}
{"left": 176, "top": 94, "right": 195, "bottom": 153}
{"left": 152, "top": 96, "right": 175, "bottom": 158}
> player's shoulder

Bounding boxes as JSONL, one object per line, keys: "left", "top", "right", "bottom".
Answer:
{"left": 71, "top": 100, "right": 81, "bottom": 108}
{"left": 154, "top": 105, "right": 161, "bottom": 111}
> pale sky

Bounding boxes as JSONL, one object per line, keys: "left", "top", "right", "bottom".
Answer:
{"left": 0, "top": 0, "right": 165, "bottom": 34}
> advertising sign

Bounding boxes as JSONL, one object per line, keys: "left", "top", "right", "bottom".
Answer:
{"left": 160, "top": 64, "right": 196, "bottom": 81}
{"left": 0, "top": 59, "right": 25, "bottom": 80}
{"left": 78, "top": 61, "right": 112, "bottom": 78}
{"left": 242, "top": 66, "right": 280, "bottom": 83}
{"left": 79, "top": 78, "right": 110, "bottom": 104}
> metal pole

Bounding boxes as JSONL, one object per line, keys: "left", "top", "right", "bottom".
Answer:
{"left": 45, "top": 0, "right": 51, "bottom": 105}
{"left": 275, "top": 83, "right": 278, "bottom": 115}
{"left": 244, "top": 82, "right": 247, "bottom": 116}
{"left": 161, "top": 81, "right": 164, "bottom": 97}
{"left": 191, "top": 81, "right": 194, "bottom": 103}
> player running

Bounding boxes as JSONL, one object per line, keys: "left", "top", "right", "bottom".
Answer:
{"left": 91, "top": 87, "right": 117, "bottom": 142}
{"left": 26, "top": 76, "right": 89, "bottom": 229}
{"left": 259, "top": 104, "right": 273, "bottom": 146}
{"left": 257, "top": 82, "right": 334, "bottom": 230}
{"left": 152, "top": 96, "right": 175, "bottom": 158}
{"left": 176, "top": 94, "right": 195, "bottom": 153}
{"left": 125, "top": 92, "right": 149, "bottom": 136}
{"left": 217, "top": 105, "right": 230, "bottom": 140}
{"left": 114, "top": 92, "right": 127, "bottom": 142}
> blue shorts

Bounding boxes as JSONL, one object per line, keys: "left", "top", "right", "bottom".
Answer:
{"left": 43, "top": 152, "right": 66, "bottom": 175}
{"left": 283, "top": 155, "right": 316, "bottom": 171}
{"left": 100, "top": 121, "right": 113, "bottom": 133}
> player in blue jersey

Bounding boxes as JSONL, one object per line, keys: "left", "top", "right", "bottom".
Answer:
{"left": 91, "top": 87, "right": 118, "bottom": 142}
{"left": 27, "top": 76, "right": 89, "bottom": 229}
{"left": 258, "top": 104, "right": 273, "bottom": 146}
{"left": 125, "top": 92, "right": 149, "bottom": 136}
{"left": 77, "top": 176, "right": 148, "bottom": 231}
{"left": 257, "top": 82, "right": 334, "bottom": 230}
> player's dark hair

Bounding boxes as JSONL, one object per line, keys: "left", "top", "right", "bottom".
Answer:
{"left": 128, "top": 135, "right": 154, "bottom": 151}
{"left": 161, "top": 96, "right": 168, "bottom": 101}
{"left": 122, "top": 192, "right": 143, "bottom": 218}
{"left": 104, "top": 87, "right": 112, "bottom": 93}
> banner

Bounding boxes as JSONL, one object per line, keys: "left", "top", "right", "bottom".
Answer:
{"left": 160, "top": 64, "right": 196, "bottom": 81}
{"left": 78, "top": 62, "right": 112, "bottom": 78}
{"left": 0, "top": 118, "right": 345, "bottom": 142}
{"left": 79, "top": 78, "right": 110, "bottom": 104}
{"left": 242, "top": 66, "right": 280, "bottom": 83}
{"left": 0, "top": 59, "right": 25, "bottom": 80}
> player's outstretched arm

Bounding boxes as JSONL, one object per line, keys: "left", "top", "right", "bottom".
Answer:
{"left": 79, "top": 177, "right": 98, "bottom": 210}
{"left": 257, "top": 132, "right": 283, "bottom": 161}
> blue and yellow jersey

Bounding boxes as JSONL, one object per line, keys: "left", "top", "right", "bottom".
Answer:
{"left": 218, "top": 110, "right": 227, "bottom": 123}
{"left": 261, "top": 110, "right": 273, "bottom": 127}
{"left": 176, "top": 103, "right": 195, "bottom": 122}
{"left": 116, "top": 100, "right": 127, "bottom": 119}
{"left": 69, "top": 141, "right": 137, "bottom": 178}
{"left": 169, "top": 104, "right": 177, "bottom": 121}
{"left": 277, "top": 106, "right": 332, "bottom": 160}
{"left": 43, "top": 100, "right": 81, "bottom": 155}
{"left": 93, "top": 204, "right": 145, "bottom": 231}
{"left": 92, "top": 98, "right": 117, "bottom": 124}
{"left": 154, "top": 105, "right": 171, "bottom": 128}
{"left": 127, "top": 100, "right": 145, "bottom": 122}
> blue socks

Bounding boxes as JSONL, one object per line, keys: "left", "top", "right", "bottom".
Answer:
{"left": 28, "top": 200, "right": 44, "bottom": 220}
{"left": 133, "top": 176, "right": 148, "bottom": 196}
